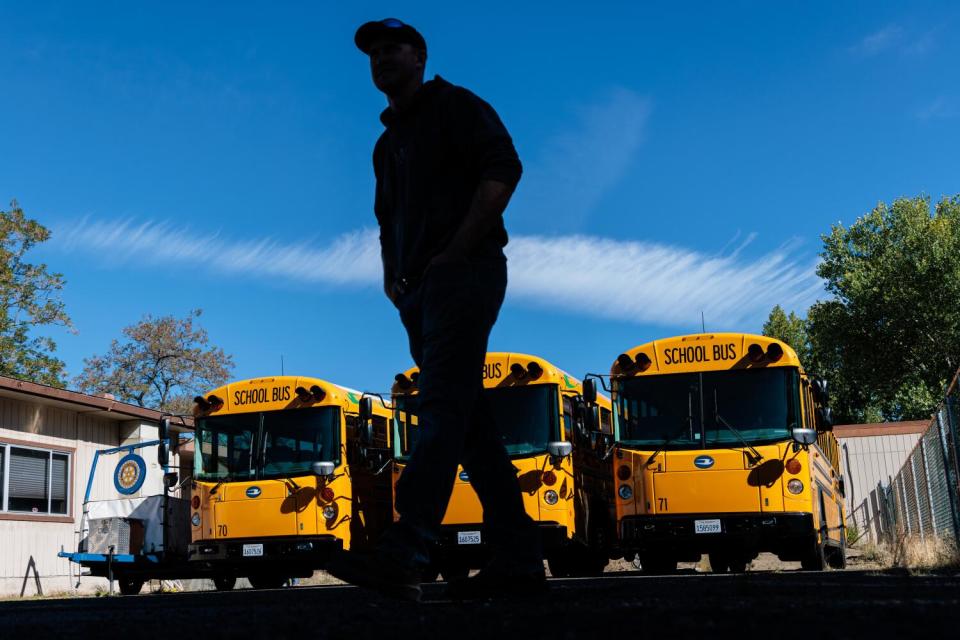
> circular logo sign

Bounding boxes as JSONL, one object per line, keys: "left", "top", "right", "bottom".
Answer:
{"left": 458, "top": 471, "right": 471, "bottom": 482}
{"left": 246, "top": 486, "right": 262, "bottom": 498}
{"left": 114, "top": 453, "right": 147, "bottom": 495}
{"left": 694, "top": 455, "right": 715, "bottom": 469}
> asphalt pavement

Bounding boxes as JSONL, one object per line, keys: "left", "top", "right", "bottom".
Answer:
{"left": 2, "top": 570, "right": 957, "bottom": 639}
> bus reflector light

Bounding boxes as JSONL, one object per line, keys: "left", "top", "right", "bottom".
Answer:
{"left": 322, "top": 505, "right": 337, "bottom": 520}
{"left": 191, "top": 495, "right": 201, "bottom": 509}
{"left": 394, "top": 373, "right": 412, "bottom": 390}
{"left": 748, "top": 344, "right": 765, "bottom": 362}
{"left": 617, "top": 465, "right": 632, "bottom": 481}
{"left": 526, "top": 362, "right": 543, "bottom": 379}
{"left": 191, "top": 513, "right": 201, "bottom": 527}
{"left": 295, "top": 386, "right": 312, "bottom": 402}
{"left": 785, "top": 458, "right": 802, "bottom": 474}
{"left": 618, "top": 484, "right": 633, "bottom": 500}
{"left": 542, "top": 470, "right": 557, "bottom": 486}
{"left": 787, "top": 479, "right": 804, "bottom": 494}
{"left": 310, "top": 385, "right": 326, "bottom": 402}
{"left": 544, "top": 490, "right": 559, "bottom": 505}
{"left": 510, "top": 363, "right": 527, "bottom": 380}
{"left": 616, "top": 353, "right": 633, "bottom": 371}
{"left": 193, "top": 396, "right": 211, "bottom": 414}
{"left": 766, "top": 343, "right": 784, "bottom": 362}
{"left": 320, "top": 487, "right": 335, "bottom": 502}
{"left": 207, "top": 395, "right": 224, "bottom": 409}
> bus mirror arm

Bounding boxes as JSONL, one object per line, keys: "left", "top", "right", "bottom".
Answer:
{"left": 372, "top": 458, "right": 393, "bottom": 476}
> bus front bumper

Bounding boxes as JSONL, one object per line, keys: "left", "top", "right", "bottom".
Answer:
{"left": 188, "top": 535, "right": 342, "bottom": 572}
{"left": 619, "top": 513, "right": 815, "bottom": 557}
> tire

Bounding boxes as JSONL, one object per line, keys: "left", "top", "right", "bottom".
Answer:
{"left": 117, "top": 576, "right": 144, "bottom": 595}
{"left": 728, "top": 559, "right": 748, "bottom": 573}
{"left": 800, "top": 537, "right": 826, "bottom": 571}
{"left": 213, "top": 576, "right": 237, "bottom": 591}
{"left": 248, "top": 574, "right": 288, "bottom": 589}
{"left": 827, "top": 535, "right": 847, "bottom": 570}
{"left": 439, "top": 564, "right": 470, "bottom": 582}
{"left": 547, "top": 556, "right": 572, "bottom": 578}
{"left": 708, "top": 553, "right": 730, "bottom": 573}
{"left": 638, "top": 555, "right": 677, "bottom": 574}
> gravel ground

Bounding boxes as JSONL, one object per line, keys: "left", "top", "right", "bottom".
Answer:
{"left": 2, "top": 568, "right": 956, "bottom": 639}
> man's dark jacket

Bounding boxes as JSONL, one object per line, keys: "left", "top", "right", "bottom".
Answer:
{"left": 373, "top": 76, "right": 522, "bottom": 284}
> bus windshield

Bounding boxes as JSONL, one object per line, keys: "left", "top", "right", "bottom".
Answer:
{"left": 195, "top": 407, "right": 341, "bottom": 481}
{"left": 617, "top": 368, "right": 798, "bottom": 449}
{"left": 394, "top": 385, "right": 560, "bottom": 459}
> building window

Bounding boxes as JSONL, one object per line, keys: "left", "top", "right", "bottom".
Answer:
{"left": 0, "top": 443, "right": 70, "bottom": 516}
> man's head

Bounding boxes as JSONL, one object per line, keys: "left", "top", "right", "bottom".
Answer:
{"left": 355, "top": 18, "right": 427, "bottom": 96}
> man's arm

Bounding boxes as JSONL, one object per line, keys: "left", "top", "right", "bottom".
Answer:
{"left": 428, "top": 179, "right": 515, "bottom": 267}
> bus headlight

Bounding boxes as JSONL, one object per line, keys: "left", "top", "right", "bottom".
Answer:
{"left": 191, "top": 513, "right": 201, "bottom": 527}
{"left": 618, "top": 484, "right": 633, "bottom": 500}
{"left": 543, "top": 490, "right": 559, "bottom": 505}
{"left": 787, "top": 479, "right": 804, "bottom": 494}
{"left": 322, "top": 505, "right": 338, "bottom": 520}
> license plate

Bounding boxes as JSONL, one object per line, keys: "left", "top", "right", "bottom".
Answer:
{"left": 457, "top": 531, "right": 481, "bottom": 545}
{"left": 243, "top": 543, "right": 264, "bottom": 557}
{"left": 694, "top": 519, "right": 722, "bottom": 534}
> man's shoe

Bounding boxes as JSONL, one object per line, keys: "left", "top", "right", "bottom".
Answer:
{"left": 326, "top": 550, "right": 422, "bottom": 602}
{"left": 444, "top": 567, "right": 547, "bottom": 600}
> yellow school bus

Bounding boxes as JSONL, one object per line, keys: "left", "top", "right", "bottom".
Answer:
{"left": 390, "top": 353, "right": 612, "bottom": 579}
{"left": 188, "top": 376, "right": 394, "bottom": 589}
{"left": 582, "top": 334, "right": 846, "bottom": 573}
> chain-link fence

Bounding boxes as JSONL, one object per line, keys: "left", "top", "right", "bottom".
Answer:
{"left": 873, "top": 376, "right": 960, "bottom": 549}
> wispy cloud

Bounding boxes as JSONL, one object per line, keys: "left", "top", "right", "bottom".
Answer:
{"left": 53, "top": 219, "right": 822, "bottom": 328}
{"left": 916, "top": 97, "right": 958, "bottom": 121}
{"left": 514, "top": 87, "right": 651, "bottom": 230}
{"left": 851, "top": 25, "right": 903, "bottom": 56}
{"left": 850, "top": 24, "right": 937, "bottom": 58}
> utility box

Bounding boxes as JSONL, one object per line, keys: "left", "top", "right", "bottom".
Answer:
{"left": 85, "top": 517, "right": 145, "bottom": 555}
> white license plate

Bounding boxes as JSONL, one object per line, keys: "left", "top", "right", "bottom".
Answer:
{"left": 243, "top": 543, "right": 264, "bottom": 557}
{"left": 457, "top": 531, "right": 481, "bottom": 545}
{"left": 694, "top": 519, "right": 722, "bottom": 534}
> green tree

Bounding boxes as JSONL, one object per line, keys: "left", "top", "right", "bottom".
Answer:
{"left": 76, "top": 309, "right": 234, "bottom": 413}
{"left": 0, "top": 200, "right": 72, "bottom": 386}
{"left": 762, "top": 305, "right": 811, "bottom": 364}
{"left": 807, "top": 195, "right": 960, "bottom": 423}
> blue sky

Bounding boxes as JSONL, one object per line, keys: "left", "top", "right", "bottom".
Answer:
{"left": 1, "top": 1, "right": 958, "bottom": 396}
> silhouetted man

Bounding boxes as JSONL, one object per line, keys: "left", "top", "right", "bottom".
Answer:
{"left": 328, "top": 18, "right": 543, "bottom": 601}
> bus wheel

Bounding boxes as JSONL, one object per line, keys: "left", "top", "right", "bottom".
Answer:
{"left": 638, "top": 555, "right": 677, "bottom": 574}
{"left": 708, "top": 553, "right": 730, "bottom": 573}
{"left": 213, "top": 576, "right": 237, "bottom": 591}
{"left": 728, "top": 559, "right": 748, "bottom": 573}
{"left": 547, "top": 556, "right": 572, "bottom": 578}
{"left": 827, "top": 537, "right": 847, "bottom": 570}
{"left": 248, "top": 574, "right": 288, "bottom": 589}
{"left": 439, "top": 565, "right": 470, "bottom": 582}
{"left": 800, "top": 539, "right": 826, "bottom": 571}
{"left": 117, "top": 576, "right": 144, "bottom": 595}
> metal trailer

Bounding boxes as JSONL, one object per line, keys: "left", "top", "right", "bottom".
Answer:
{"left": 58, "top": 419, "right": 233, "bottom": 595}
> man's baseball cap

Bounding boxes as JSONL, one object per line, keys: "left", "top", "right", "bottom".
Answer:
{"left": 354, "top": 18, "right": 427, "bottom": 55}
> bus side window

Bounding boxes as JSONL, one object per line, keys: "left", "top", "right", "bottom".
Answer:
{"left": 371, "top": 415, "right": 389, "bottom": 448}
{"left": 600, "top": 408, "right": 613, "bottom": 434}
{"left": 562, "top": 396, "right": 574, "bottom": 440}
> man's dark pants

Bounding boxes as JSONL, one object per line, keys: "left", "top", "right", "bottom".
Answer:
{"left": 383, "top": 258, "right": 541, "bottom": 572}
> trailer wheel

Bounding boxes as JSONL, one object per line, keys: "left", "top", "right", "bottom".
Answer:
{"left": 213, "top": 576, "right": 237, "bottom": 591}
{"left": 117, "top": 576, "right": 144, "bottom": 595}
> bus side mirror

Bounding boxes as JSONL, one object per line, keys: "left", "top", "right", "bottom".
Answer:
{"left": 163, "top": 472, "right": 179, "bottom": 489}
{"left": 582, "top": 379, "right": 597, "bottom": 404}
{"left": 311, "top": 461, "right": 336, "bottom": 477}
{"left": 158, "top": 417, "right": 171, "bottom": 467}
{"left": 547, "top": 441, "right": 573, "bottom": 459}
{"left": 359, "top": 397, "right": 373, "bottom": 423}
{"left": 792, "top": 428, "right": 817, "bottom": 446}
{"left": 817, "top": 407, "right": 834, "bottom": 431}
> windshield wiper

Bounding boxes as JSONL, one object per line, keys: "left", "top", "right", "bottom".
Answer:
{"left": 209, "top": 477, "right": 230, "bottom": 495}
{"left": 712, "top": 389, "right": 764, "bottom": 465}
